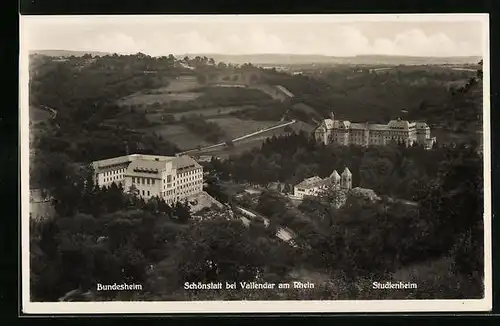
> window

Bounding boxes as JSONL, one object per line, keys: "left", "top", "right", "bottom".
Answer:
{"left": 152, "top": 179, "right": 155, "bottom": 185}
{"left": 167, "top": 175, "right": 172, "bottom": 183}
{"left": 142, "top": 190, "right": 145, "bottom": 195}
{"left": 141, "top": 178, "right": 145, "bottom": 185}
{"left": 147, "top": 190, "right": 150, "bottom": 196}
{"left": 147, "top": 178, "right": 150, "bottom": 185}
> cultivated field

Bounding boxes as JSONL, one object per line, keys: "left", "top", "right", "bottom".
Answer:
{"left": 206, "top": 117, "right": 278, "bottom": 139}
{"left": 145, "top": 106, "right": 260, "bottom": 123}
{"left": 141, "top": 124, "right": 211, "bottom": 150}
{"left": 117, "top": 76, "right": 202, "bottom": 106}
{"left": 171, "top": 105, "right": 259, "bottom": 120}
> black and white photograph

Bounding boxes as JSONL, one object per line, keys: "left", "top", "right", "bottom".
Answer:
{"left": 20, "top": 14, "right": 491, "bottom": 314}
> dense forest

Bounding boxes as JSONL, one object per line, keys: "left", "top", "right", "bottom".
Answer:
{"left": 205, "top": 131, "right": 484, "bottom": 299}
{"left": 205, "top": 131, "right": 473, "bottom": 201}
{"left": 30, "top": 130, "right": 484, "bottom": 301}
{"left": 29, "top": 53, "right": 189, "bottom": 163}
{"left": 259, "top": 63, "right": 482, "bottom": 131}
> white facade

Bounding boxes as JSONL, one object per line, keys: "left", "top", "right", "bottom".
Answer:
{"left": 293, "top": 167, "right": 352, "bottom": 200}
{"left": 91, "top": 154, "right": 203, "bottom": 204}
{"left": 314, "top": 113, "right": 436, "bottom": 149}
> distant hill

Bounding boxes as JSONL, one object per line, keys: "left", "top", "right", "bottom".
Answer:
{"left": 178, "top": 53, "right": 482, "bottom": 66}
{"left": 30, "top": 49, "right": 113, "bottom": 57}
{"left": 30, "top": 49, "right": 482, "bottom": 66}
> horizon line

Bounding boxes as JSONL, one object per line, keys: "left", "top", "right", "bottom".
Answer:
{"left": 29, "top": 49, "right": 483, "bottom": 59}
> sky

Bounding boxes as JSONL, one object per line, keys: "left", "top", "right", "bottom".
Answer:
{"left": 21, "top": 15, "right": 488, "bottom": 57}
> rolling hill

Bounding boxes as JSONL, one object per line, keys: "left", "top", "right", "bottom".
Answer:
{"left": 31, "top": 49, "right": 481, "bottom": 66}
{"left": 29, "top": 49, "right": 112, "bottom": 57}
{"left": 178, "top": 53, "right": 482, "bottom": 66}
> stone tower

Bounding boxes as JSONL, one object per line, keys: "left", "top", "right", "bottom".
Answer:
{"left": 341, "top": 167, "right": 352, "bottom": 190}
{"left": 330, "top": 170, "right": 341, "bottom": 189}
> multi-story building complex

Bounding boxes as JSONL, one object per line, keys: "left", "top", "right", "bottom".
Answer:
{"left": 293, "top": 167, "right": 352, "bottom": 199}
{"left": 314, "top": 113, "right": 436, "bottom": 149}
{"left": 91, "top": 154, "right": 203, "bottom": 205}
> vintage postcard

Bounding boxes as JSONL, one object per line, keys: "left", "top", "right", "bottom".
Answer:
{"left": 20, "top": 14, "right": 491, "bottom": 314}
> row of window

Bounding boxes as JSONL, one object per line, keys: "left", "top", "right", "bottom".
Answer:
{"left": 178, "top": 169, "right": 202, "bottom": 178}
{"left": 104, "top": 175, "right": 122, "bottom": 183}
{"left": 163, "top": 189, "right": 175, "bottom": 197}
{"left": 103, "top": 168, "right": 125, "bottom": 176}
{"left": 132, "top": 177, "right": 156, "bottom": 185}
{"left": 178, "top": 180, "right": 203, "bottom": 189}
{"left": 179, "top": 176, "right": 200, "bottom": 183}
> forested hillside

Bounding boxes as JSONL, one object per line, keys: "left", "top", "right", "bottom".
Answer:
{"left": 204, "top": 131, "right": 484, "bottom": 300}
{"left": 259, "top": 63, "right": 482, "bottom": 131}
{"left": 29, "top": 53, "right": 190, "bottom": 164}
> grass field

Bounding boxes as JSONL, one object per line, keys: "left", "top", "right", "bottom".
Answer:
{"left": 117, "top": 76, "right": 202, "bottom": 106}
{"left": 119, "top": 92, "right": 203, "bottom": 106}
{"left": 171, "top": 105, "right": 259, "bottom": 120}
{"left": 206, "top": 117, "right": 278, "bottom": 139}
{"left": 141, "top": 124, "right": 211, "bottom": 150}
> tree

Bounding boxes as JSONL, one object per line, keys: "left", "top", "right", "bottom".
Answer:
{"left": 173, "top": 200, "right": 192, "bottom": 223}
{"left": 255, "top": 190, "right": 288, "bottom": 217}
{"left": 143, "top": 213, "right": 298, "bottom": 300}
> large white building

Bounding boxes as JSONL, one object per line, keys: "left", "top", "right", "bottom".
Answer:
{"left": 314, "top": 113, "right": 436, "bottom": 149}
{"left": 91, "top": 154, "right": 203, "bottom": 205}
{"left": 293, "top": 167, "right": 352, "bottom": 199}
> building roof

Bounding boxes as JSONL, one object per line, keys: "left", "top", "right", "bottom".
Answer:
{"left": 91, "top": 154, "right": 173, "bottom": 172}
{"left": 388, "top": 119, "right": 411, "bottom": 130}
{"left": 369, "top": 124, "right": 390, "bottom": 131}
{"left": 295, "top": 176, "right": 324, "bottom": 189}
{"left": 340, "top": 121, "right": 351, "bottom": 129}
{"left": 329, "top": 170, "right": 341, "bottom": 180}
{"left": 91, "top": 155, "right": 133, "bottom": 170}
{"left": 415, "top": 122, "right": 429, "bottom": 129}
{"left": 342, "top": 167, "right": 352, "bottom": 176}
{"left": 314, "top": 116, "right": 431, "bottom": 134}
{"left": 323, "top": 119, "right": 334, "bottom": 129}
{"left": 125, "top": 160, "right": 166, "bottom": 179}
{"left": 173, "top": 155, "right": 202, "bottom": 173}
{"left": 129, "top": 154, "right": 173, "bottom": 162}
{"left": 350, "top": 123, "right": 368, "bottom": 130}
